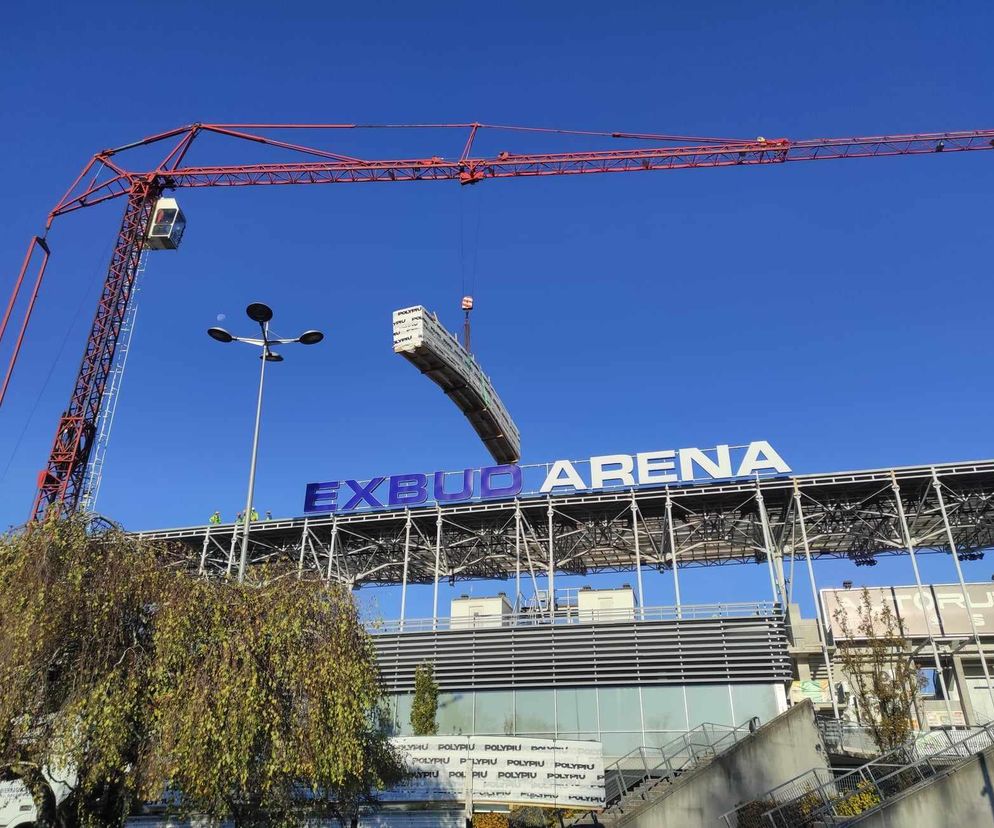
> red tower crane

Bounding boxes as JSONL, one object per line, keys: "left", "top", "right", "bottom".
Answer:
{"left": 3, "top": 122, "right": 993, "bottom": 519}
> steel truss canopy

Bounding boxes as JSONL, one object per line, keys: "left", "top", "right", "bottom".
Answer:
{"left": 138, "top": 459, "right": 994, "bottom": 588}
{"left": 5, "top": 120, "right": 994, "bottom": 519}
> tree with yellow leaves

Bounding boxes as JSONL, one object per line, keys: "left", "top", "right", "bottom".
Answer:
{"left": 0, "top": 517, "right": 402, "bottom": 828}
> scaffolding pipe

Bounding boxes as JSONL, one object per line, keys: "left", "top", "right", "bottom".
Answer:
{"left": 631, "top": 491, "right": 645, "bottom": 611}
{"left": 400, "top": 509, "right": 412, "bottom": 630}
{"left": 199, "top": 525, "right": 212, "bottom": 575}
{"left": 226, "top": 524, "right": 239, "bottom": 577}
{"left": 890, "top": 472, "right": 956, "bottom": 727}
{"left": 296, "top": 518, "right": 309, "bottom": 579}
{"left": 547, "top": 497, "right": 555, "bottom": 618}
{"left": 932, "top": 468, "right": 994, "bottom": 721}
{"left": 792, "top": 481, "right": 841, "bottom": 720}
{"left": 519, "top": 511, "right": 545, "bottom": 616}
{"left": 514, "top": 500, "right": 522, "bottom": 613}
{"left": 433, "top": 507, "right": 443, "bottom": 629}
{"left": 325, "top": 518, "right": 338, "bottom": 581}
{"left": 755, "top": 482, "right": 783, "bottom": 607}
{"left": 665, "top": 490, "right": 682, "bottom": 616}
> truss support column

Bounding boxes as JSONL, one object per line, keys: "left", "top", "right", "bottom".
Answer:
{"left": 400, "top": 509, "right": 412, "bottom": 632}
{"left": 226, "top": 525, "right": 239, "bottom": 577}
{"left": 630, "top": 491, "right": 645, "bottom": 614}
{"left": 433, "top": 507, "right": 443, "bottom": 630}
{"left": 297, "top": 518, "right": 309, "bottom": 579}
{"left": 547, "top": 496, "right": 555, "bottom": 618}
{"left": 891, "top": 472, "right": 956, "bottom": 727}
{"left": 325, "top": 518, "right": 338, "bottom": 582}
{"left": 932, "top": 468, "right": 994, "bottom": 721}
{"left": 199, "top": 525, "right": 212, "bottom": 575}
{"left": 792, "top": 481, "right": 840, "bottom": 721}
{"left": 755, "top": 482, "right": 783, "bottom": 607}
{"left": 665, "top": 490, "right": 681, "bottom": 616}
{"left": 514, "top": 500, "right": 522, "bottom": 613}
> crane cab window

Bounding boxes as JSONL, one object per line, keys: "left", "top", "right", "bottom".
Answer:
{"left": 146, "top": 198, "right": 186, "bottom": 250}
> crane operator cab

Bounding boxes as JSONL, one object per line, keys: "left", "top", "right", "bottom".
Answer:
{"left": 146, "top": 197, "right": 186, "bottom": 250}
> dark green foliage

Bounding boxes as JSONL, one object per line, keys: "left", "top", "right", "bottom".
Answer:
{"left": 410, "top": 662, "right": 439, "bottom": 737}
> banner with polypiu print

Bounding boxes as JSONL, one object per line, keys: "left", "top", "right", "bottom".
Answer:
{"left": 384, "top": 736, "right": 605, "bottom": 810}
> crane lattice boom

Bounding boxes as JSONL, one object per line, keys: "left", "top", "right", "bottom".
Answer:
{"left": 1, "top": 122, "right": 991, "bottom": 518}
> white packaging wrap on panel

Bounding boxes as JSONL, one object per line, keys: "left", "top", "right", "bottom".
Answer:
{"left": 386, "top": 736, "right": 605, "bottom": 811}
{"left": 392, "top": 306, "right": 521, "bottom": 465}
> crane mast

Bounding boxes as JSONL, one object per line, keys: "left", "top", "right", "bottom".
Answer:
{"left": 2, "top": 122, "right": 993, "bottom": 519}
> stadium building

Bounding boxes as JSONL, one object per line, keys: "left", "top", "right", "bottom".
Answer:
{"left": 144, "top": 452, "right": 994, "bottom": 761}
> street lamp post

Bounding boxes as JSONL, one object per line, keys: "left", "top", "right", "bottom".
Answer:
{"left": 208, "top": 302, "right": 323, "bottom": 583}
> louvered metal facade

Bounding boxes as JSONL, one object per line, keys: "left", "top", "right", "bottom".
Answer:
{"left": 372, "top": 611, "right": 791, "bottom": 693}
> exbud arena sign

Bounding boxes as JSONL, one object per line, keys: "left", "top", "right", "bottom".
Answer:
{"left": 303, "top": 440, "right": 790, "bottom": 514}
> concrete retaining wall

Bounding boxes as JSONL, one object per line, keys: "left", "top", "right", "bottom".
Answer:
{"left": 618, "top": 700, "right": 828, "bottom": 828}
{"left": 850, "top": 743, "right": 994, "bottom": 827}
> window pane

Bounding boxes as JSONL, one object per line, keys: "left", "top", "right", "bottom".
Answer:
{"left": 557, "top": 732, "right": 599, "bottom": 743}
{"left": 392, "top": 693, "right": 413, "bottom": 735}
{"left": 598, "top": 686, "right": 642, "bottom": 732}
{"left": 557, "top": 688, "right": 598, "bottom": 735}
{"left": 437, "top": 691, "right": 473, "bottom": 735}
{"left": 600, "top": 732, "right": 641, "bottom": 758}
{"left": 474, "top": 691, "right": 514, "bottom": 734}
{"left": 515, "top": 689, "right": 555, "bottom": 733}
{"left": 641, "top": 686, "right": 687, "bottom": 731}
{"left": 643, "top": 731, "right": 687, "bottom": 750}
{"left": 686, "top": 684, "right": 733, "bottom": 727}
{"left": 731, "top": 684, "right": 780, "bottom": 726}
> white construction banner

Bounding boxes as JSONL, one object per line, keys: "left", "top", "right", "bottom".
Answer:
{"left": 385, "top": 736, "right": 605, "bottom": 810}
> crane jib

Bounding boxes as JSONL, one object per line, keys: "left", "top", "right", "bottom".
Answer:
{"left": 2, "top": 122, "right": 991, "bottom": 518}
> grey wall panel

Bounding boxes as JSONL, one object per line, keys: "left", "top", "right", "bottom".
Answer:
{"left": 372, "top": 616, "right": 790, "bottom": 692}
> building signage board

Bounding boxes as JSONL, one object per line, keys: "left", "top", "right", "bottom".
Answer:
{"left": 789, "top": 679, "right": 832, "bottom": 705}
{"left": 383, "top": 736, "right": 605, "bottom": 810}
{"left": 821, "top": 583, "right": 994, "bottom": 641}
{"left": 303, "top": 440, "right": 790, "bottom": 514}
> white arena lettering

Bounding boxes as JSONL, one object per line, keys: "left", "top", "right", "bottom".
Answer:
{"left": 539, "top": 440, "right": 790, "bottom": 493}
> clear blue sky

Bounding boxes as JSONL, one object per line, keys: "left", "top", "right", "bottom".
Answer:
{"left": 1, "top": 1, "right": 993, "bottom": 617}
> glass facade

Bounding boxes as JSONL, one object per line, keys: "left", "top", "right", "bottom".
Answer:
{"left": 386, "top": 682, "right": 783, "bottom": 758}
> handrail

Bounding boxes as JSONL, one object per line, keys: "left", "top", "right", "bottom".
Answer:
{"left": 761, "top": 720, "right": 994, "bottom": 827}
{"left": 602, "top": 720, "right": 757, "bottom": 808}
{"left": 719, "top": 766, "right": 839, "bottom": 827}
{"left": 367, "top": 601, "right": 779, "bottom": 634}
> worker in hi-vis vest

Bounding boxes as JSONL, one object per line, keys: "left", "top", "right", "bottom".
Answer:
{"left": 209, "top": 510, "right": 221, "bottom": 524}
{"left": 250, "top": 508, "right": 259, "bottom": 522}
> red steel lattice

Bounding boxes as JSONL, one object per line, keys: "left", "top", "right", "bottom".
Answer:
{"left": 2, "top": 122, "right": 992, "bottom": 518}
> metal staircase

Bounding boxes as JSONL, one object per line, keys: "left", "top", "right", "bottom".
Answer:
{"left": 721, "top": 720, "right": 994, "bottom": 827}
{"left": 572, "top": 719, "right": 759, "bottom": 826}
